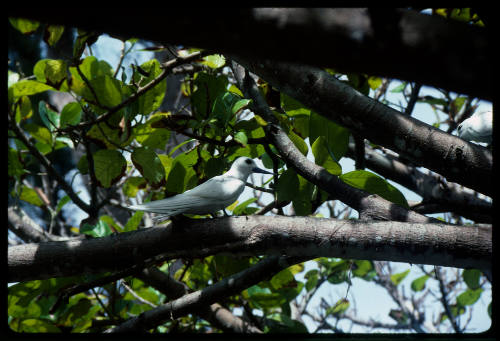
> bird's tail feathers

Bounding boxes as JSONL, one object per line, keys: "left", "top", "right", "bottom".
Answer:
{"left": 127, "top": 195, "right": 194, "bottom": 215}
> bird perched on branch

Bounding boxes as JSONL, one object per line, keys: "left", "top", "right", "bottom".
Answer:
{"left": 457, "top": 110, "right": 493, "bottom": 144}
{"left": 127, "top": 157, "right": 272, "bottom": 221}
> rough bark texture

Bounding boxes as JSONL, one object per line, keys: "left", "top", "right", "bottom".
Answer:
{"left": 8, "top": 216, "right": 491, "bottom": 283}
{"left": 232, "top": 57, "right": 492, "bottom": 196}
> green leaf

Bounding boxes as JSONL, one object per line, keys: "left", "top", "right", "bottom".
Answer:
{"left": 311, "top": 136, "right": 342, "bottom": 176}
{"left": 86, "top": 75, "right": 123, "bottom": 108}
{"left": 440, "top": 304, "right": 466, "bottom": 323}
{"left": 202, "top": 54, "right": 226, "bottom": 69}
{"left": 86, "top": 121, "right": 132, "bottom": 149}
{"left": 234, "top": 131, "right": 248, "bottom": 146}
{"left": 288, "top": 131, "right": 308, "bottom": 156}
{"left": 9, "top": 18, "right": 40, "bottom": 34}
{"left": 233, "top": 198, "right": 257, "bottom": 215}
{"left": 245, "top": 285, "right": 286, "bottom": 309}
{"left": 24, "top": 123, "right": 52, "bottom": 146}
{"left": 15, "top": 96, "right": 33, "bottom": 123}
{"left": 390, "top": 269, "right": 410, "bottom": 286}
{"left": 280, "top": 93, "right": 311, "bottom": 117}
{"left": 38, "top": 101, "right": 60, "bottom": 131}
{"left": 367, "top": 76, "right": 382, "bottom": 90}
{"left": 72, "top": 30, "right": 99, "bottom": 59}
{"left": 55, "top": 195, "right": 71, "bottom": 214}
{"left": 212, "top": 255, "right": 251, "bottom": 277}
{"left": 131, "top": 148, "right": 166, "bottom": 189}
{"left": 165, "top": 150, "right": 198, "bottom": 193}
{"left": 8, "top": 148, "right": 27, "bottom": 179}
{"left": 132, "top": 59, "right": 166, "bottom": 114}
{"left": 33, "top": 59, "right": 67, "bottom": 89}
{"left": 457, "top": 288, "right": 483, "bottom": 306}
{"left": 462, "top": 269, "right": 481, "bottom": 290}
{"left": 305, "top": 269, "right": 319, "bottom": 292}
{"left": 275, "top": 168, "right": 299, "bottom": 203}
{"left": 270, "top": 268, "right": 296, "bottom": 290}
{"left": 76, "top": 154, "right": 89, "bottom": 175}
{"left": 411, "top": 275, "right": 429, "bottom": 292}
{"left": 309, "top": 112, "right": 349, "bottom": 161}
{"left": 191, "top": 72, "right": 228, "bottom": 120}
{"left": 326, "top": 298, "right": 350, "bottom": 317}
{"left": 352, "top": 260, "right": 373, "bottom": 278}
{"left": 124, "top": 211, "right": 144, "bottom": 232}
{"left": 60, "top": 102, "right": 82, "bottom": 128}
{"left": 292, "top": 175, "right": 314, "bottom": 216}
{"left": 232, "top": 99, "right": 251, "bottom": 115}
{"left": 44, "top": 25, "right": 65, "bottom": 46}
{"left": 16, "top": 186, "right": 44, "bottom": 207}
{"left": 123, "top": 176, "right": 147, "bottom": 198}
{"left": 212, "top": 91, "right": 242, "bottom": 126}
{"left": 390, "top": 82, "right": 407, "bottom": 93}
{"left": 340, "top": 170, "right": 409, "bottom": 208}
{"left": 80, "top": 220, "right": 113, "bottom": 237}
{"left": 19, "top": 319, "right": 61, "bottom": 333}
{"left": 134, "top": 115, "right": 171, "bottom": 149}
{"left": 8, "top": 81, "right": 54, "bottom": 103}
{"left": 93, "top": 149, "right": 127, "bottom": 188}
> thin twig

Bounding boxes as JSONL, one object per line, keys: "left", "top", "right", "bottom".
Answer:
{"left": 8, "top": 115, "right": 91, "bottom": 213}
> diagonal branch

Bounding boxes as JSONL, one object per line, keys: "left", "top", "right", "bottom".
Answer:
{"left": 8, "top": 116, "right": 91, "bottom": 213}
{"left": 232, "top": 57, "right": 492, "bottom": 197}
{"left": 230, "top": 60, "right": 435, "bottom": 223}
{"left": 106, "top": 255, "right": 307, "bottom": 332}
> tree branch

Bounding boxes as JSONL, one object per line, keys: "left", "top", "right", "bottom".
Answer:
{"left": 232, "top": 57, "right": 492, "bottom": 197}
{"left": 106, "top": 255, "right": 306, "bottom": 332}
{"left": 11, "top": 8, "right": 491, "bottom": 100}
{"left": 345, "top": 142, "right": 492, "bottom": 223}
{"left": 8, "top": 116, "right": 91, "bottom": 213}
{"left": 230, "top": 60, "right": 436, "bottom": 223}
{"left": 138, "top": 267, "right": 262, "bottom": 333}
{"left": 8, "top": 216, "right": 491, "bottom": 283}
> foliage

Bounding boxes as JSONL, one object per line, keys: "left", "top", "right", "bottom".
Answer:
{"left": 7, "top": 10, "right": 491, "bottom": 335}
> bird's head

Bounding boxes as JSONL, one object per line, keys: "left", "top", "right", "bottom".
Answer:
{"left": 228, "top": 157, "right": 272, "bottom": 180}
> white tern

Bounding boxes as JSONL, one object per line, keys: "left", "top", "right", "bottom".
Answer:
{"left": 127, "top": 157, "right": 272, "bottom": 219}
{"left": 457, "top": 110, "right": 493, "bottom": 143}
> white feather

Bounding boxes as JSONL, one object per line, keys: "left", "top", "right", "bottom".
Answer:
{"left": 457, "top": 110, "right": 493, "bottom": 143}
{"left": 127, "top": 157, "right": 271, "bottom": 218}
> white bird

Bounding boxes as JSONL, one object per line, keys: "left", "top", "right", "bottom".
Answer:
{"left": 127, "top": 156, "right": 272, "bottom": 220}
{"left": 457, "top": 110, "right": 493, "bottom": 143}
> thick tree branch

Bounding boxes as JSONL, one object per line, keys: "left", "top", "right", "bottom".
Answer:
{"left": 345, "top": 142, "right": 492, "bottom": 223}
{"left": 230, "top": 60, "right": 435, "bottom": 223}
{"left": 10, "top": 8, "right": 491, "bottom": 100}
{"left": 8, "top": 216, "right": 491, "bottom": 283}
{"left": 232, "top": 57, "right": 492, "bottom": 196}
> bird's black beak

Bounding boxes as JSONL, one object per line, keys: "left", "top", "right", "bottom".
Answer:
{"left": 253, "top": 167, "right": 273, "bottom": 175}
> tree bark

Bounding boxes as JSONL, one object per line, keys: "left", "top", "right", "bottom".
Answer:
{"left": 8, "top": 216, "right": 491, "bottom": 283}
{"left": 232, "top": 57, "right": 492, "bottom": 196}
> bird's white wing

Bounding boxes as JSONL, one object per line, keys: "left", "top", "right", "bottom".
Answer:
{"left": 127, "top": 176, "right": 245, "bottom": 215}
{"left": 182, "top": 175, "right": 245, "bottom": 200}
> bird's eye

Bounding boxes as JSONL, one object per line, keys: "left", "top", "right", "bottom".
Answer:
{"left": 245, "top": 159, "right": 252, "bottom": 164}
